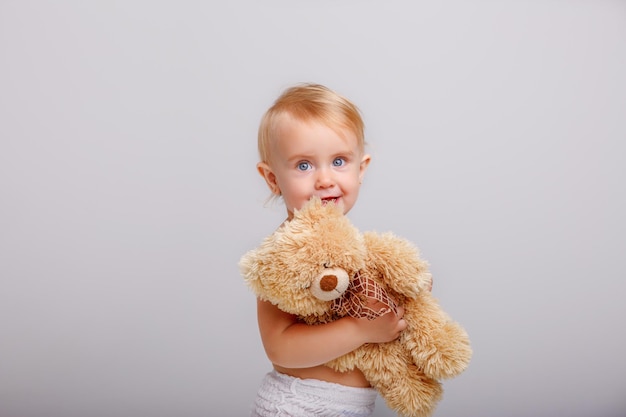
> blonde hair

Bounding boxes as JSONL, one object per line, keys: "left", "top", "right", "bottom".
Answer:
{"left": 258, "top": 83, "right": 365, "bottom": 164}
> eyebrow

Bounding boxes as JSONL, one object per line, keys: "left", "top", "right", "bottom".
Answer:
{"left": 286, "top": 149, "right": 357, "bottom": 163}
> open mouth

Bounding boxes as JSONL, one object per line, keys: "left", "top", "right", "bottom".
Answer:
{"left": 320, "top": 197, "right": 340, "bottom": 205}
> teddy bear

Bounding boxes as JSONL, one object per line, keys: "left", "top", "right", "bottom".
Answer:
{"left": 239, "top": 197, "right": 472, "bottom": 417}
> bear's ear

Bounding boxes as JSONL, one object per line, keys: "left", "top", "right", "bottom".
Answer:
{"left": 292, "top": 196, "right": 323, "bottom": 221}
{"left": 293, "top": 196, "right": 344, "bottom": 226}
{"left": 238, "top": 250, "right": 252, "bottom": 277}
{"left": 239, "top": 249, "right": 264, "bottom": 295}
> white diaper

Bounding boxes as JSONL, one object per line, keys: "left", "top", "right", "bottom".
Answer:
{"left": 250, "top": 370, "right": 377, "bottom": 417}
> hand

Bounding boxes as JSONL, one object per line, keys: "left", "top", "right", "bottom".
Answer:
{"left": 354, "top": 303, "right": 406, "bottom": 344}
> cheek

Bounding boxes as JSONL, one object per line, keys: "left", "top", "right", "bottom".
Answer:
{"left": 280, "top": 182, "right": 308, "bottom": 207}
{"left": 341, "top": 170, "right": 362, "bottom": 187}
{"left": 278, "top": 178, "right": 301, "bottom": 194}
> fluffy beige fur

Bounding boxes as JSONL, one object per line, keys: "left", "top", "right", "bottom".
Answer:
{"left": 240, "top": 198, "right": 472, "bottom": 417}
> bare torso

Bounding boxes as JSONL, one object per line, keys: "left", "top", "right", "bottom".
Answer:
{"left": 273, "top": 364, "right": 370, "bottom": 387}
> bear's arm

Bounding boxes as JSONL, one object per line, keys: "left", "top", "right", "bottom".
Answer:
{"left": 363, "top": 231, "right": 432, "bottom": 299}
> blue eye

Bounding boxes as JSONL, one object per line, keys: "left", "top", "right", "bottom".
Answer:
{"left": 332, "top": 158, "right": 345, "bottom": 167}
{"left": 297, "top": 161, "right": 311, "bottom": 171}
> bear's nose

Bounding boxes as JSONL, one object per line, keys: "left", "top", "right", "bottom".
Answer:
{"left": 319, "top": 275, "right": 338, "bottom": 292}
{"left": 311, "top": 267, "right": 349, "bottom": 301}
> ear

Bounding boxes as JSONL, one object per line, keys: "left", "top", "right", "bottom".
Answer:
{"left": 358, "top": 154, "right": 371, "bottom": 183}
{"left": 257, "top": 162, "right": 281, "bottom": 195}
{"left": 239, "top": 250, "right": 264, "bottom": 295}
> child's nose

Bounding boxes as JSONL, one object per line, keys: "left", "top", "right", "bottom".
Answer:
{"left": 315, "top": 168, "right": 335, "bottom": 188}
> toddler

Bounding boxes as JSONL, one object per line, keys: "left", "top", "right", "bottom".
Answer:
{"left": 250, "top": 83, "right": 406, "bottom": 417}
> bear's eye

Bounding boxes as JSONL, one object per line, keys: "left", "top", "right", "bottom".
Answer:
{"left": 323, "top": 262, "right": 330, "bottom": 268}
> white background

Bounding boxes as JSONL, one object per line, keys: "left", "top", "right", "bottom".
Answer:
{"left": 1, "top": 1, "right": 625, "bottom": 416}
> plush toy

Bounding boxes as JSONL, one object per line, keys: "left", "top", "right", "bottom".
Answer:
{"left": 239, "top": 198, "right": 472, "bottom": 417}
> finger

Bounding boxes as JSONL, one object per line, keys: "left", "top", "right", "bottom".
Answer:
{"left": 397, "top": 318, "right": 407, "bottom": 332}
{"left": 393, "top": 319, "right": 407, "bottom": 338}
{"left": 365, "top": 298, "right": 385, "bottom": 308}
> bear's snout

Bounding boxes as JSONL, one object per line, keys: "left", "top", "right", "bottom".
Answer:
{"left": 310, "top": 267, "right": 350, "bottom": 301}
{"left": 320, "top": 274, "right": 338, "bottom": 291}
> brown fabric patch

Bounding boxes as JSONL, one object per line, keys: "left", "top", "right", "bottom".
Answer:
{"left": 331, "top": 272, "right": 398, "bottom": 320}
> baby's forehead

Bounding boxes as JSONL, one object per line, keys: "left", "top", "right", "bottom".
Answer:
{"left": 273, "top": 112, "right": 360, "bottom": 146}
{"left": 274, "top": 111, "right": 331, "bottom": 129}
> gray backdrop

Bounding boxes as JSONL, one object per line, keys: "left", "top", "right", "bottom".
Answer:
{"left": 1, "top": 1, "right": 625, "bottom": 416}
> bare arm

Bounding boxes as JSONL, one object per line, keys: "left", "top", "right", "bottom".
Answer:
{"left": 257, "top": 298, "right": 406, "bottom": 369}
